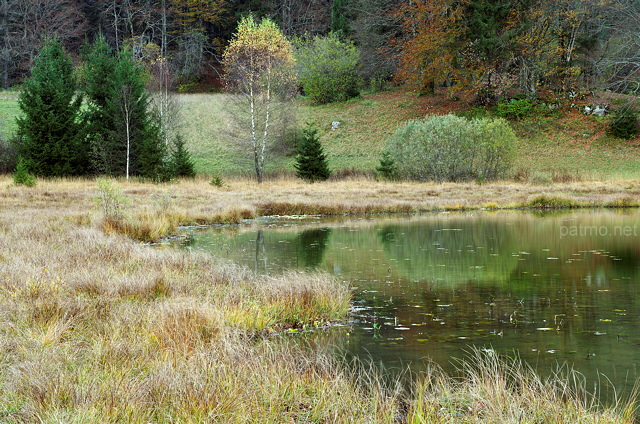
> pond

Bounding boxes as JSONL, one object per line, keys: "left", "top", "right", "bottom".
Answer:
{"left": 171, "top": 210, "right": 640, "bottom": 394}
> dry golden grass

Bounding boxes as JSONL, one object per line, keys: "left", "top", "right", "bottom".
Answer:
{"left": 1, "top": 175, "right": 640, "bottom": 242}
{"left": 0, "top": 176, "right": 637, "bottom": 422}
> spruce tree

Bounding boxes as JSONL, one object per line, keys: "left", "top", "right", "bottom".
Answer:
{"left": 294, "top": 123, "right": 331, "bottom": 182}
{"left": 331, "top": 0, "right": 350, "bottom": 36}
{"left": 82, "top": 36, "right": 119, "bottom": 175}
{"left": 169, "top": 135, "right": 196, "bottom": 178}
{"left": 15, "top": 37, "right": 87, "bottom": 176}
{"left": 376, "top": 151, "right": 398, "bottom": 180}
{"left": 83, "top": 38, "right": 165, "bottom": 179}
{"left": 111, "top": 48, "right": 165, "bottom": 180}
{"left": 465, "top": 0, "right": 514, "bottom": 61}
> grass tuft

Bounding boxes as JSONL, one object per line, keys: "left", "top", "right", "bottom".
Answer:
{"left": 526, "top": 195, "right": 582, "bottom": 209}
{"left": 408, "top": 349, "right": 637, "bottom": 423}
{"left": 258, "top": 200, "right": 415, "bottom": 217}
{"left": 604, "top": 197, "right": 640, "bottom": 208}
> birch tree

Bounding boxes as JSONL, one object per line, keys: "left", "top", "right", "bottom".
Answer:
{"left": 222, "top": 16, "right": 297, "bottom": 183}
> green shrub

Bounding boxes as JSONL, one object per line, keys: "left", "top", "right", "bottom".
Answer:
{"left": 295, "top": 34, "right": 362, "bottom": 105}
{"left": 169, "top": 135, "right": 196, "bottom": 178}
{"left": 477, "top": 117, "right": 518, "bottom": 179}
{"left": 385, "top": 115, "right": 517, "bottom": 182}
{"left": 94, "top": 179, "right": 129, "bottom": 220}
{"left": 607, "top": 108, "right": 639, "bottom": 139}
{"left": 526, "top": 195, "right": 579, "bottom": 209}
{"left": 496, "top": 98, "right": 534, "bottom": 120}
{"left": 12, "top": 157, "right": 36, "bottom": 187}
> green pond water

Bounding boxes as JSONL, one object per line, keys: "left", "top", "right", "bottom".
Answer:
{"left": 172, "top": 210, "right": 640, "bottom": 394}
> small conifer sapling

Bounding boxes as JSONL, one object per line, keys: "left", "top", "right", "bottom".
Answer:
{"left": 294, "top": 123, "right": 331, "bottom": 182}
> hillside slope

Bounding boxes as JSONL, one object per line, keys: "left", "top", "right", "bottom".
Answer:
{"left": 182, "top": 89, "right": 640, "bottom": 180}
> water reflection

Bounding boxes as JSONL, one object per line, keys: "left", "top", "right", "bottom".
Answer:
{"left": 174, "top": 211, "right": 640, "bottom": 394}
{"left": 297, "top": 228, "right": 332, "bottom": 268}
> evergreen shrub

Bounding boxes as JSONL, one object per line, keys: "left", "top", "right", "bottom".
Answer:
{"left": 607, "top": 108, "right": 639, "bottom": 140}
{"left": 375, "top": 151, "right": 398, "bottom": 180}
{"left": 294, "top": 123, "right": 331, "bottom": 182}
{"left": 496, "top": 97, "right": 534, "bottom": 120}
{"left": 169, "top": 135, "right": 196, "bottom": 178}
{"left": 12, "top": 157, "right": 36, "bottom": 187}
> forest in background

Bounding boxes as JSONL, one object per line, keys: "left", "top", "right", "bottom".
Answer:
{"left": 2, "top": 0, "right": 640, "bottom": 101}
{"left": 3, "top": 0, "right": 640, "bottom": 183}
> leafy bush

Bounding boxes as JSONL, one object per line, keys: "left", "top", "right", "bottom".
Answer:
{"left": 385, "top": 115, "right": 516, "bottom": 182}
{"left": 295, "top": 34, "right": 362, "bottom": 104}
{"left": 12, "top": 157, "right": 36, "bottom": 187}
{"left": 294, "top": 123, "right": 331, "bottom": 182}
{"left": 477, "top": 117, "right": 518, "bottom": 179}
{"left": 496, "top": 98, "right": 534, "bottom": 120}
{"left": 94, "top": 179, "right": 129, "bottom": 220}
{"left": 607, "top": 108, "right": 639, "bottom": 139}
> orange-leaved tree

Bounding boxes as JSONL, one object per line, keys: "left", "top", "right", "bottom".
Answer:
{"left": 169, "top": 0, "right": 232, "bottom": 31}
{"left": 394, "top": 0, "right": 539, "bottom": 102}
{"left": 394, "top": 0, "right": 468, "bottom": 96}
{"left": 222, "top": 16, "right": 297, "bottom": 183}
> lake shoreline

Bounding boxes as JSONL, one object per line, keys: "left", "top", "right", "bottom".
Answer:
{"left": 0, "top": 176, "right": 637, "bottom": 422}
{"left": 3, "top": 176, "right": 639, "bottom": 241}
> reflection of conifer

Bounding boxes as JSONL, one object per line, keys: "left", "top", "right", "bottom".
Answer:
{"left": 297, "top": 228, "right": 332, "bottom": 268}
{"left": 294, "top": 123, "right": 331, "bottom": 182}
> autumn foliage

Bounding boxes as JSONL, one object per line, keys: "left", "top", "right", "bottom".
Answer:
{"left": 393, "top": 0, "right": 628, "bottom": 103}
{"left": 222, "top": 17, "right": 297, "bottom": 183}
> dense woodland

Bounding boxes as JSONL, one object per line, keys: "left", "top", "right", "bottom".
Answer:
{"left": 3, "top": 0, "right": 640, "bottom": 181}
{"left": 2, "top": 0, "right": 640, "bottom": 97}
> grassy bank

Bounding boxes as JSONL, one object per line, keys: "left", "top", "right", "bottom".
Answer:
{"left": 0, "top": 177, "right": 637, "bottom": 422}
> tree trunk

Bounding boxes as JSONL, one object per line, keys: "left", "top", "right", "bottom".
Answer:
{"left": 250, "top": 84, "right": 263, "bottom": 183}
{"left": 161, "top": 0, "right": 167, "bottom": 58}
